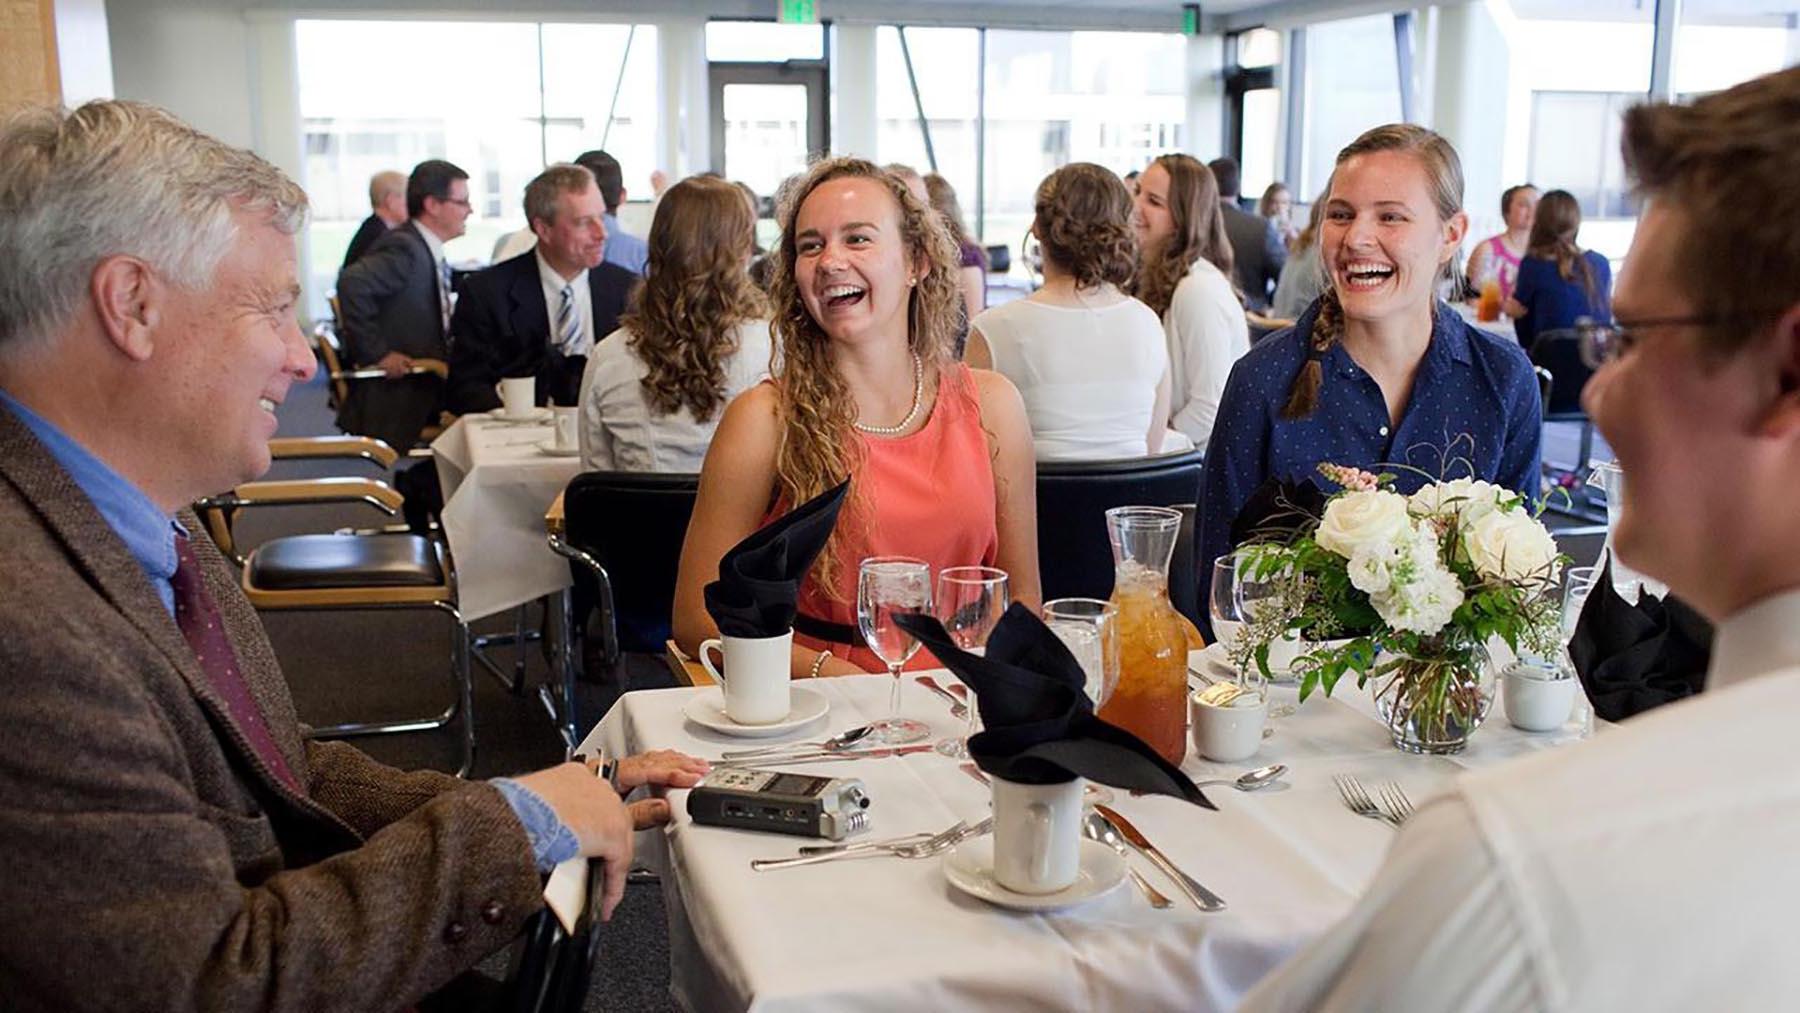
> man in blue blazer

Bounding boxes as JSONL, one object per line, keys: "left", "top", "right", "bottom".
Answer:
{"left": 447, "top": 164, "right": 637, "bottom": 414}
{"left": 335, "top": 159, "right": 470, "bottom": 450}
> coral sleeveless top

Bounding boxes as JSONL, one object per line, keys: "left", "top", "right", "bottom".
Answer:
{"left": 765, "top": 364, "right": 1000, "bottom": 673}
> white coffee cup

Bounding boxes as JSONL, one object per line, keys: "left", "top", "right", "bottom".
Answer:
{"left": 1190, "top": 689, "right": 1267, "bottom": 762}
{"left": 552, "top": 406, "right": 579, "bottom": 449}
{"left": 496, "top": 377, "right": 536, "bottom": 417}
{"left": 1503, "top": 663, "right": 1578, "bottom": 732}
{"left": 699, "top": 630, "right": 793, "bottom": 725}
{"left": 990, "top": 775, "right": 1084, "bottom": 894}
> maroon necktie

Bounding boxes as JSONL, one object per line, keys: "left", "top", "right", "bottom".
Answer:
{"left": 171, "top": 535, "right": 303, "bottom": 794}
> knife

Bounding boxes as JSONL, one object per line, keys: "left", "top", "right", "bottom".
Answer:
{"left": 711, "top": 744, "right": 935, "bottom": 767}
{"left": 1094, "top": 804, "right": 1227, "bottom": 912}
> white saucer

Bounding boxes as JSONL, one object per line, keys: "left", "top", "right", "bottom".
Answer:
{"left": 942, "top": 838, "right": 1126, "bottom": 912}
{"left": 1197, "top": 642, "right": 1296, "bottom": 684}
{"left": 681, "top": 685, "right": 829, "bottom": 738}
{"left": 487, "top": 407, "right": 552, "bottom": 423}
{"left": 536, "top": 440, "right": 582, "bottom": 457}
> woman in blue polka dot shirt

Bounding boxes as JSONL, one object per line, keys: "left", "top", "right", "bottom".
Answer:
{"left": 1197, "top": 124, "right": 1543, "bottom": 588}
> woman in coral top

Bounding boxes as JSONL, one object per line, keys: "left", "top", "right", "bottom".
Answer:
{"left": 674, "top": 157, "right": 1041, "bottom": 678}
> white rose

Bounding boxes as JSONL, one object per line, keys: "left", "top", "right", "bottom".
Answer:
{"left": 1466, "top": 508, "right": 1560, "bottom": 587}
{"left": 1409, "top": 478, "right": 1504, "bottom": 525}
{"left": 1316, "top": 490, "right": 1412, "bottom": 559}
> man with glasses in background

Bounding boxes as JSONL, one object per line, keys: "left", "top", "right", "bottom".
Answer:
{"left": 335, "top": 158, "right": 470, "bottom": 451}
{"left": 1241, "top": 65, "right": 1800, "bottom": 1010}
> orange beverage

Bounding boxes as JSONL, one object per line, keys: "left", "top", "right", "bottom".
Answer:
{"left": 1099, "top": 567, "right": 1189, "bottom": 765}
{"left": 1476, "top": 279, "right": 1502, "bottom": 322}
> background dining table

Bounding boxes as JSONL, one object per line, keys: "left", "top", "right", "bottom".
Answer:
{"left": 582, "top": 656, "right": 1591, "bottom": 1012}
{"left": 432, "top": 412, "right": 583, "bottom": 622}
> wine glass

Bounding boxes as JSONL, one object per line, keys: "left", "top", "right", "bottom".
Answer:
{"left": 857, "top": 556, "right": 932, "bottom": 746}
{"left": 933, "top": 566, "right": 1010, "bottom": 758}
{"left": 1209, "top": 554, "right": 1247, "bottom": 655}
{"left": 1558, "top": 565, "right": 1600, "bottom": 737}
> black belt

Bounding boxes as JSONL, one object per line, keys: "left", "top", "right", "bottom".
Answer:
{"left": 794, "top": 611, "right": 859, "bottom": 647}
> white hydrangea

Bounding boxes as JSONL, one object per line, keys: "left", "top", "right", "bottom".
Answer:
{"left": 1372, "top": 560, "right": 1466, "bottom": 636}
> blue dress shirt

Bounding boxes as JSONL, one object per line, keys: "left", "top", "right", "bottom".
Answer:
{"left": 0, "top": 389, "right": 181, "bottom": 614}
{"left": 0, "top": 388, "right": 577, "bottom": 869}
{"left": 602, "top": 214, "right": 649, "bottom": 276}
{"left": 1512, "top": 252, "right": 1612, "bottom": 349}
{"left": 1197, "top": 300, "right": 1544, "bottom": 585}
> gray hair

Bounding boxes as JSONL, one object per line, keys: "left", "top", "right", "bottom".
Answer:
{"left": 0, "top": 100, "right": 308, "bottom": 352}
{"left": 523, "top": 163, "right": 596, "bottom": 228}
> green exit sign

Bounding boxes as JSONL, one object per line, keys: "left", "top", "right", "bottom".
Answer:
{"left": 779, "top": 0, "right": 818, "bottom": 24}
{"left": 1183, "top": 5, "right": 1200, "bottom": 35}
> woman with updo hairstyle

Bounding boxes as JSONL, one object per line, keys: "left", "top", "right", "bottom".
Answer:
{"left": 1197, "top": 123, "right": 1544, "bottom": 589}
{"left": 577, "top": 174, "right": 772, "bottom": 472}
{"left": 1131, "top": 153, "right": 1251, "bottom": 453}
{"left": 966, "top": 163, "right": 1174, "bottom": 461}
{"left": 673, "top": 157, "right": 1040, "bottom": 679}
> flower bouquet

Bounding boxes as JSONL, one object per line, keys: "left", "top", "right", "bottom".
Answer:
{"left": 1233, "top": 464, "right": 1566, "bottom": 753}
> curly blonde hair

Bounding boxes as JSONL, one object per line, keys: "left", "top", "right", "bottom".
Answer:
{"left": 1033, "top": 163, "right": 1138, "bottom": 289}
{"left": 621, "top": 175, "right": 767, "bottom": 423}
{"left": 767, "top": 156, "right": 963, "bottom": 597}
{"left": 1131, "top": 153, "right": 1238, "bottom": 318}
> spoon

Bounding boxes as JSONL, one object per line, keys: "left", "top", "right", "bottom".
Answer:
{"left": 719, "top": 724, "right": 874, "bottom": 760}
{"left": 914, "top": 675, "right": 970, "bottom": 719}
{"left": 1083, "top": 812, "right": 1172, "bottom": 909}
{"left": 1191, "top": 764, "right": 1288, "bottom": 792}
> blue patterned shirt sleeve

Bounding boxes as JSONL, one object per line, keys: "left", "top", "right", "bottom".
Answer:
{"left": 1198, "top": 301, "right": 1543, "bottom": 603}
{"left": 492, "top": 777, "right": 582, "bottom": 872}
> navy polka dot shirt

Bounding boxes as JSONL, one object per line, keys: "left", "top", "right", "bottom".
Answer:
{"left": 1197, "top": 299, "right": 1544, "bottom": 576}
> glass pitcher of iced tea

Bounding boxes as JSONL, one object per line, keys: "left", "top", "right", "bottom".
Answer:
{"left": 1097, "top": 506, "right": 1189, "bottom": 765}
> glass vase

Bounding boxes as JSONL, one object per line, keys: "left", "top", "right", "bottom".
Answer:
{"left": 1373, "top": 639, "right": 1495, "bottom": 755}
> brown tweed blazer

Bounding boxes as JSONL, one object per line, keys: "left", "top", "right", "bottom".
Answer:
{"left": 0, "top": 407, "right": 544, "bottom": 1012}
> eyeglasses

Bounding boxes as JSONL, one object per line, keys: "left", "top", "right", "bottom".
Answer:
{"left": 436, "top": 196, "right": 472, "bottom": 210}
{"left": 1576, "top": 312, "right": 1781, "bottom": 369}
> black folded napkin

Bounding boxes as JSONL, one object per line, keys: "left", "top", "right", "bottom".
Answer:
{"left": 703, "top": 480, "right": 850, "bottom": 638}
{"left": 1570, "top": 559, "right": 1713, "bottom": 723}
{"left": 1228, "top": 477, "right": 1327, "bottom": 551}
{"left": 895, "top": 605, "right": 1213, "bottom": 808}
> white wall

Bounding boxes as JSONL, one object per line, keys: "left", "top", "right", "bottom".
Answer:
{"left": 55, "top": 0, "right": 115, "bottom": 103}
{"left": 107, "top": 4, "right": 255, "bottom": 150}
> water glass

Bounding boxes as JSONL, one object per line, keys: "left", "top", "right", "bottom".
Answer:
{"left": 1557, "top": 565, "right": 1601, "bottom": 737}
{"left": 857, "top": 556, "right": 932, "bottom": 745}
{"left": 1042, "top": 598, "right": 1119, "bottom": 708}
{"left": 934, "top": 566, "right": 1009, "bottom": 758}
{"left": 1209, "top": 555, "right": 1247, "bottom": 652}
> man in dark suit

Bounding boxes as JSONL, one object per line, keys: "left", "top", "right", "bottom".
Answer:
{"left": 448, "top": 163, "right": 637, "bottom": 413}
{"left": 334, "top": 159, "right": 469, "bottom": 450}
{"left": 1208, "top": 156, "right": 1288, "bottom": 310}
{"left": 339, "top": 169, "right": 406, "bottom": 270}
{"left": 0, "top": 100, "right": 703, "bottom": 1011}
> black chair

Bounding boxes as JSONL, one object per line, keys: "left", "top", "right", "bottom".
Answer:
{"left": 1531, "top": 329, "right": 1602, "bottom": 520}
{"left": 984, "top": 244, "right": 1011, "bottom": 274}
{"left": 551, "top": 471, "right": 701, "bottom": 683}
{"left": 1035, "top": 450, "right": 1206, "bottom": 623}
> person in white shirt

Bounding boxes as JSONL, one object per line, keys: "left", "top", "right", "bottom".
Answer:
{"left": 579, "top": 175, "right": 772, "bottom": 472}
{"left": 1240, "top": 66, "right": 1800, "bottom": 1012}
{"left": 1131, "top": 154, "right": 1250, "bottom": 452}
{"left": 965, "top": 162, "right": 1175, "bottom": 462}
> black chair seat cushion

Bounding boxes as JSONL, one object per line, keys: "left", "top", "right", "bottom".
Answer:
{"left": 1036, "top": 450, "right": 1206, "bottom": 624}
{"left": 563, "top": 471, "right": 701, "bottom": 658}
{"left": 249, "top": 533, "right": 444, "bottom": 590}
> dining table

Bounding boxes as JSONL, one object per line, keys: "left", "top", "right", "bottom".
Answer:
{"left": 580, "top": 654, "right": 1592, "bottom": 1012}
{"left": 432, "top": 412, "right": 583, "bottom": 622}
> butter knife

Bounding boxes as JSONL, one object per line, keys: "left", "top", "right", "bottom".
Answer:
{"left": 1094, "top": 804, "right": 1227, "bottom": 912}
{"left": 712, "top": 744, "right": 934, "bottom": 767}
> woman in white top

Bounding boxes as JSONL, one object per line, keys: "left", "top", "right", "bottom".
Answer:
{"left": 579, "top": 175, "right": 772, "bottom": 472}
{"left": 966, "top": 163, "right": 1173, "bottom": 462}
{"left": 1131, "top": 154, "right": 1250, "bottom": 453}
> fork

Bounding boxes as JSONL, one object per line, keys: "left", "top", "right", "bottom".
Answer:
{"left": 750, "top": 817, "right": 993, "bottom": 871}
{"left": 915, "top": 675, "right": 970, "bottom": 720}
{"left": 1334, "top": 774, "right": 1400, "bottom": 827}
{"left": 1376, "top": 782, "right": 1415, "bottom": 825}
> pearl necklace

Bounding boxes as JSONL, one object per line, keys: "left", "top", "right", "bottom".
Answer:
{"left": 852, "top": 352, "right": 925, "bottom": 436}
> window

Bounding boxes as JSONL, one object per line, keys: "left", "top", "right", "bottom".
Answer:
{"left": 980, "top": 30, "right": 1187, "bottom": 275}
{"left": 875, "top": 26, "right": 981, "bottom": 244}
{"left": 1527, "top": 91, "right": 1637, "bottom": 219}
{"left": 1226, "top": 28, "right": 1282, "bottom": 203}
{"left": 1299, "top": 15, "right": 1401, "bottom": 198}
{"left": 295, "top": 19, "right": 656, "bottom": 318}
{"left": 1673, "top": 0, "right": 1798, "bottom": 95}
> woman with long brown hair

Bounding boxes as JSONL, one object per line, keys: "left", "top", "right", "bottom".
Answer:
{"left": 577, "top": 175, "right": 772, "bottom": 472}
{"left": 966, "top": 163, "right": 1174, "bottom": 460}
{"left": 1131, "top": 153, "right": 1250, "bottom": 452}
{"left": 1504, "top": 188, "right": 1613, "bottom": 412}
{"left": 924, "top": 172, "right": 988, "bottom": 327}
{"left": 672, "top": 157, "right": 1039, "bottom": 679}
{"left": 1197, "top": 124, "right": 1544, "bottom": 587}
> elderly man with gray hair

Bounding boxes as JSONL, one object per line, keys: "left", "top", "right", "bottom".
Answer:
{"left": 0, "top": 100, "right": 705, "bottom": 1011}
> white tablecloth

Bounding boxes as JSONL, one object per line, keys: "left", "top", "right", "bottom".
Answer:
{"left": 432, "top": 415, "right": 582, "bottom": 621}
{"left": 1449, "top": 300, "right": 1517, "bottom": 342}
{"left": 583, "top": 663, "right": 1588, "bottom": 1012}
